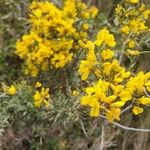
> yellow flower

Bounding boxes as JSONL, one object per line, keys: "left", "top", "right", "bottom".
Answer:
{"left": 101, "top": 49, "right": 114, "bottom": 60}
{"left": 96, "top": 28, "right": 116, "bottom": 47}
{"left": 106, "top": 108, "right": 121, "bottom": 122}
{"left": 143, "top": 10, "right": 150, "bottom": 20}
{"left": 89, "top": 100, "right": 100, "bottom": 117}
{"left": 128, "top": 40, "right": 135, "bottom": 48}
{"left": 78, "top": 46, "right": 98, "bottom": 80}
{"left": 114, "top": 76, "right": 123, "bottom": 83}
{"left": 120, "top": 25, "right": 130, "bottom": 34}
{"left": 80, "top": 95, "right": 92, "bottom": 106}
{"left": 119, "top": 91, "right": 132, "bottom": 102}
{"left": 127, "top": 50, "right": 140, "bottom": 56}
{"left": 72, "top": 90, "right": 79, "bottom": 97}
{"left": 33, "top": 87, "right": 50, "bottom": 107}
{"left": 126, "top": 0, "right": 139, "bottom": 4}
{"left": 35, "top": 82, "right": 42, "bottom": 88}
{"left": 89, "top": 6, "right": 98, "bottom": 18}
{"left": 80, "top": 79, "right": 127, "bottom": 122}
{"left": 102, "top": 62, "right": 112, "bottom": 76}
{"left": 81, "top": 12, "right": 90, "bottom": 19}
{"left": 138, "top": 96, "right": 150, "bottom": 105}
{"left": 82, "top": 23, "right": 90, "bottom": 31}
{"left": 132, "top": 106, "right": 143, "bottom": 115}
{"left": 145, "top": 82, "right": 150, "bottom": 92}
{"left": 110, "top": 84, "right": 124, "bottom": 96}
{"left": 115, "top": 4, "right": 123, "bottom": 14}
{"left": 78, "top": 40, "right": 87, "bottom": 48}
{"left": 139, "top": 4, "right": 145, "bottom": 12}
{"left": 8, "top": 85, "right": 16, "bottom": 95}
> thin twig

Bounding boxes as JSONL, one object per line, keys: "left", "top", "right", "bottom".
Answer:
{"left": 80, "top": 120, "right": 88, "bottom": 137}
{"left": 100, "top": 123, "right": 105, "bottom": 150}
{"left": 144, "top": 88, "right": 150, "bottom": 98}
{"left": 51, "top": 0, "right": 61, "bottom": 7}
{"left": 140, "top": 51, "right": 150, "bottom": 55}
{"left": 119, "top": 32, "right": 132, "bottom": 64}
{"left": 100, "top": 115, "right": 150, "bottom": 132}
{"left": 121, "top": 104, "right": 132, "bottom": 115}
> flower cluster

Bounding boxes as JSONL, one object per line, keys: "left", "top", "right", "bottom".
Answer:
{"left": 33, "top": 84, "right": 50, "bottom": 108}
{"left": 114, "top": 1, "right": 150, "bottom": 56}
{"left": 16, "top": 0, "right": 98, "bottom": 77}
{"left": 3, "top": 85, "right": 16, "bottom": 95}
{"left": 78, "top": 28, "right": 116, "bottom": 81}
{"left": 115, "top": 1, "right": 149, "bottom": 35}
{"left": 79, "top": 29, "right": 150, "bottom": 122}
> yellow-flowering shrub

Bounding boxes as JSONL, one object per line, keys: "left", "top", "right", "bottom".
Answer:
{"left": 1, "top": 0, "right": 150, "bottom": 149}
{"left": 16, "top": 0, "right": 98, "bottom": 77}
{"left": 79, "top": 28, "right": 150, "bottom": 122}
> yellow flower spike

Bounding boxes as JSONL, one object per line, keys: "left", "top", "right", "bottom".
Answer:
{"left": 119, "top": 91, "right": 132, "bottom": 102}
{"left": 127, "top": 50, "right": 140, "bottom": 56}
{"left": 138, "top": 97, "right": 150, "bottom": 105}
{"left": 78, "top": 47, "right": 98, "bottom": 81}
{"left": 101, "top": 49, "right": 114, "bottom": 60}
{"left": 132, "top": 106, "right": 143, "bottom": 115}
{"left": 33, "top": 87, "right": 50, "bottom": 107}
{"left": 8, "top": 85, "right": 16, "bottom": 95}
